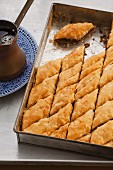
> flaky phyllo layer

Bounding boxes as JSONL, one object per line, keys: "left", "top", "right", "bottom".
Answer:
{"left": 22, "top": 21, "right": 113, "bottom": 147}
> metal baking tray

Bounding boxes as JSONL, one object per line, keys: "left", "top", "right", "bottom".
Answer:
{"left": 14, "top": 3, "right": 113, "bottom": 158}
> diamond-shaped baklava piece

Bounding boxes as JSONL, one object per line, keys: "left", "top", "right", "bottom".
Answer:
{"left": 97, "top": 81, "right": 113, "bottom": 107}
{"left": 82, "top": 51, "right": 105, "bottom": 70}
{"left": 22, "top": 95, "right": 53, "bottom": 130}
{"left": 57, "top": 74, "right": 79, "bottom": 92}
{"left": 80, "top": 52, "right": 105, "bottom": 79}
{"left": 91, "top": 120, "right": 113, "bottom": 145}
{"left": 27, "top": 74, "right": 58, "bottom": 107}
{"left": 92, "top": 100, "right": 113, "bottom": 130}
{"left": 67, "top": 110, "right": 94, "bottom": 140}
{"left": 50, "top": 84, "right": 76, "bottom": 115}
{"left": 57, "top": 62, "right": 82, "bottom": 91}
{"left": 62, "top": 46, "right": 85, "bottom": 71}
{"left": 77, "top": 69, "right": 101, "bottom": 91}
{"left": 75, "top": 70, "right": 100, "bottom": 100}
{"left": 72, "top": 89, "right": 98, "bottom": 121}
{"left": 104, "top": 46, "right": 113, "bottom": 67}
{"left": 54, "top": 23, "right": 94, "bottom": 41}
{"left": 99, "top": 63, "right": 113, "bottom": 88}
{"left": 35, "top": 58, "right": 62, "bottom": 85}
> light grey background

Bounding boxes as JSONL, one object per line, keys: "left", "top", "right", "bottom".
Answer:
{"left": 0, "top": 0, "right": 113, "bottom": 165}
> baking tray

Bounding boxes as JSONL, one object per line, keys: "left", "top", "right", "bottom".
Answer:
{"left": 14, "top": 3, "right": 113, "bottom": 158}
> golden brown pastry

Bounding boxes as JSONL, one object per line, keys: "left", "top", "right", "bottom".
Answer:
{"left": 76, "top": 134, "right": 91, "bottom": 143}
{"left": 75, "top": 74, "right": 100, "bottom": 101}
{"left": 57, "top": 74, "right": 79, "bottom": 92}
{"left": 54, "top": 23, "right": 94, "bottom": 41}
{"left": 104, "top": 141, "right": 113, "bottom": 147}
{"left": 50, "top": 123, "right": 69, "bottom": 139}
{"left": 35, "top": 58, "right": 62, "bottom": 85}
{"left": 77, "top": 69, "right": 101, "bottom": 91}
{"left": 82, "top": 51, "right": 105, "bottom": 70}
{"left": 58, "top": 62, "right": 81, "bottom": 84}
{"left": 107, "top": 21, "right": 113, "bottom": 48}
{"left": 97, "top": 81, "right": 113, "bottom": 107}
{"left": 24, "top": 103, "right": 73, "bottom": 135}
{"left": 72, "top": 89, "right": 98, "bottom": 121}
{"left": 62, "top": 46, "right": 85, "bottom": 71}
{"left": 24, "top": 118, "right": 48, "bottom": 135}
{"left": 91, "top": 120, "right": 113, "bottom": 145}
{"left": 104, "top": 46, "right": 113, "bottom": 67}
{"left": 67, "top": 110, "right": 94, "bottom": 140}
{"left": 92, "top": 100, "right": 113, "bottom": 130}
{"left": 22, "top": 95, "right": 53, "bottom": 130}
{"left": 57, "top": 62, "right": 82, "bottom": 91}
{"left": 27, "top": 74, "right": 58, "bottom": 107}
{"left": 50, "top": 84, "right": 76, "bottom": 115}
{"left": 99, "top": 63, "right": 113, "bottom": 88}
{"left": 80, "top": 58, "right": 103, "bottom": 80}
{"left": 107, "top": 32, "right": 113, "bottom": 48}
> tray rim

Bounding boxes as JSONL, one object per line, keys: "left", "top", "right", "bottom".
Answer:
{"left": 13, "top": 2, "right": 113, "bottom": 161}
{"left": 53, "top": 2, "right": 113, "bottom": 14}
{"left": 1, "top": 159, "right": 113, "bottom": 166}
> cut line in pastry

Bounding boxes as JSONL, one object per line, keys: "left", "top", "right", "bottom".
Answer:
{"left": 97, "top": 81, "right": 113, "bottom": 107}
{"left": 104, "top": 46, "right": 113, "bottom": 67}
{"left": 91, "top": 120, "right": 113, "bottom": 145}
{"left": 92, "top": 100, "right": 113, "bottom": 130}
{"left": 104, "top": 141, "right": 113, "bottom": 147}
{"left": 50, "top": 84, "right": 76, "bottom": 115}
{"left": 99, "top": 63, "right": 113, "bottom": 88}
{"left": 24, "top": 103, "right": 73, "bottom": 135}
{"left": 82, "top": 51, "right": 105, "bottom": 70}
{"left": 50, "top": 123, "right": 69, "bottom": 139}
{"left": 72, "top": 89, "right": 98, "bottom": 121}
{"left": 75, "top": 74, "right": 100, "bottom": 101}
{"left": 67, "top": 110, "right": 94, "bottom": 140}
{"left": 35, "top": 58, "right": 62, "bottom": 85}
{"left": 57, "top": 74, "right": 79, "bottom": 92}
{"left": 57, "top": 62, "right": 82, "bottom": 91}
{"left": 62, "top": 46, "right": 85, "bottom": 71}
{"left": 77, "top": 69, "right": 101, "bottom": 92}
{"left": 22, "top": 95, "right": 53, "bottom": 130}
{"left": 27, "top": 74, "right": 58, "bottom": 107}
{"left": 76, "top": 134, "right": 91, "bottom": 143}
{"left": 80, "top": 58, "right": 104, "bottom": 80}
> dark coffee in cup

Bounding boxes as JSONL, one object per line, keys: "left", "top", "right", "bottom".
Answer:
{"left": 0, "top": 28, "right": 15, "bottom": 45}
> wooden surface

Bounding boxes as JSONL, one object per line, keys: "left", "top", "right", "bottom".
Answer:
{"left": 0, "top": 0, "right": 113, "bottom": 168}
